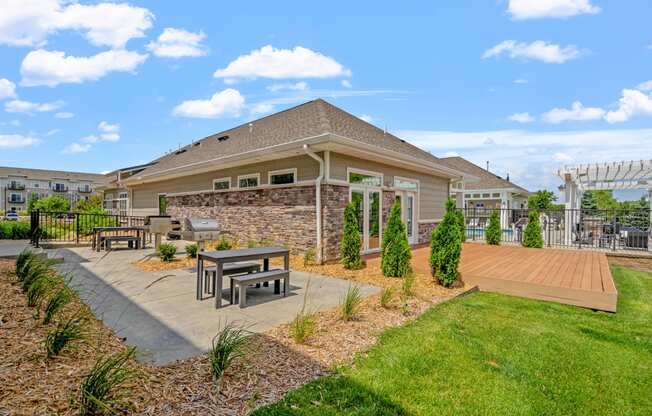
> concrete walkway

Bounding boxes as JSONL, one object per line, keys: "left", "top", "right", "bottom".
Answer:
{"left": 56, "top": 247, "right": 378, "bottom": 365}
{"left": 0, "top": 240, "right": 31, "bottom": 258}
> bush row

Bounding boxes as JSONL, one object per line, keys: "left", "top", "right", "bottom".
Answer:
{"left": 0, "top": 221, "right": 30, "bottom": 239}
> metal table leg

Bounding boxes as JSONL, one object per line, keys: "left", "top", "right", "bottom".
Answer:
{"left": 196, "top": 257, "right": 203, "bottom": 300}
{"left": 215, "top": 262, "right": 223, "bottom": 309}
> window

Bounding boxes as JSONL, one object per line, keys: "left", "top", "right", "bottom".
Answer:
{"left": 53, "top": 183, "right": 66, "bottom": 191}
{"left": 492, "top": 193, "right": 500, "bottom": 198}
{"left": 238, "top": 174, "right": 259, "bottom": 188}
{"left": 482, "top": 193, "right": 490, "bottom": 198}
{"left": 158, "top": 194, "right": 167, "bottom": 215}
{"left": 394, "top": 177, "right": 418, "bottom": 190}
{"left": 473, "top": 193, "right": 481, "bottom": 198}
{"left": 269, "top": 169, "right": 296, "bottom": 185}
{"left": 213, "top": 177, "right": 231, "bottom": 190}
{"left": 348, "top": 170, "right": 382, "bottom": 187}
{"left": 465, "top": 193, "right": 472, "bottom": 198}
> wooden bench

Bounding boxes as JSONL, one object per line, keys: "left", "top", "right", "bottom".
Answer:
{"left": 230, "top": 269, "right": 290, "bottom": 308}
{"left": 203, "top": 262, "right": 261, "bottom": 296}
{"left": 104, "top": 235, "right": 140, "bottom": 250}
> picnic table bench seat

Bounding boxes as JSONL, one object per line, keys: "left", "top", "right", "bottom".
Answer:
{"left": 203, "top": 261, "right": 261, "bottom": 294}
{"left": 104, "top": 235, "right": 141, "bottom": 250}
{"left": 229, "top": 269, "right": 290, "bottom": 307}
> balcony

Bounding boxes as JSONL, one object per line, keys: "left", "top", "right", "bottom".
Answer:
{"left": 7, "top": 196, "right": 25, "bottom": 204}
{"left": 52, "top": 186, "right": 69, "bottom": 192}
{"left": 7, "top": 183, "right": 26, "bottom": 190}
{"left": 77, "top": 187, "right": 93, "bottom": 193}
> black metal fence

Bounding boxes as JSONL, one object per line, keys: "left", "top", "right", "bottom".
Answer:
{"left": 462, "top": 207, "right": 651, "bottom": 252}
{"left": 30, "top": 210, "right": 146, "bottom": 247}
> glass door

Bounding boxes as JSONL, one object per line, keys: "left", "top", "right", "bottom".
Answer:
{"left": 395, "top": 191, "right": 417, "bottom": 244}
{"left": 350, "top": 188, "right": 381, "bottom": 252}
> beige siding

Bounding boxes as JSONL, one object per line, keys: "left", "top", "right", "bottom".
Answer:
{"left": 130, "top": 155, "right": 320, "bottom": 212}
{"left": 329, "top": 152, "right": 449, "bottom": 220}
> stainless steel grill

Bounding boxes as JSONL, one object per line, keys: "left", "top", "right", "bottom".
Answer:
{"left": 182, "top": 218, "right": 222, "bottom": 247}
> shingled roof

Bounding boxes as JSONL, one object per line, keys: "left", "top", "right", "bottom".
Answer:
{"left": 439, "top": 157, "right": 530, "bottom": 195}
{"left": 129, "top": 99, "right": 447, "bottom": 181}
{"left": 0, "top": 166, "right": 106, "bottom": 183}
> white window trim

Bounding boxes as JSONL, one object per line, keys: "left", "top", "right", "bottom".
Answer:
{"left": 393, "top": 175, "right": 420, "bottom": 191}
{"left": 346, "top": 167, "right": 383, "bottom": 188}
{"left": 212, "top": 177, "right": 232, "bottom": 190}
{"left": 268, "top": 168, "right": 297, "bottom": 186}
{"left": 237, "top": 173, "right": 260, "bottom": 189}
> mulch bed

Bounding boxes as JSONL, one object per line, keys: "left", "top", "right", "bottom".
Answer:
{"left": 1, "top": 255, "right": 466, "bottom": 415}
{"left": 608, "top": 256, "right": 652, "bottom": 274}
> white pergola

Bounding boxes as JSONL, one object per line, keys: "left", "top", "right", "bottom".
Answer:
{"left": 557, "top": 160, "right": 652, "bottom": 247}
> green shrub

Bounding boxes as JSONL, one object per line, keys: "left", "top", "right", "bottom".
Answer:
{"left": 157, "top": 243, "right": 177, "bottom": 262}
{"left": 456, "top": 209, "right": 466, "bottom": 243}
{"left": 21, "top": 257, "right": 52, "bottom": 293}
{"left": 43, "top": 287, "right": 72, "bottom": 325}
{"left": 340, "top": 201, "right": 362, "bottom": 270}
{"left": 31, "top": 195, "right": 70, "bottom": 213}
{"left": 247, "top": 239, "right": 258, "bottom": 248}
{"left": 379, "top": 287, "right": 394, "bottom": 309}
{"left": 523, "top": 210, "right": 544, "bottom": 248}
{"left": 209, "top": 323, "right": 249, "bottom": 382}
{"left": 303, "top": 247, "right": 317, "bottom": 267}
{"left": 485, "top": 210, "right": 501, "bottom": 246}
{"left": 45, "top": 313, "right": 87, "bottom": 358}
{"left": 26, "top": 274, "right": 54, "bottom": 308}
{"left": 380, "top": 201, "right": 412, "bottom": 278}
{"left": 340, "top": 285, "right": 362, "bottom": 321}
{"left": 77, "top": 347, "right": 138, "bottom": 415}
{"left": 74, "top": 195, "right": 104, "bottom": 213}
{"left": 430, "top": 198, "right": 462, "bottom": 287}
{"left": 215, "top": 236, "right": 233, "bottom": 251}
{"left": 74, "top": 211, "right": 118, "bottom": 236}
{"left": 0, "top": 221, "right": 30, "bottom": 239}
{"left": 401, "top": 271, "right": 416, "bottom": 297}
{"left": 185, "top": 243, "right": 198, "bottom": 258}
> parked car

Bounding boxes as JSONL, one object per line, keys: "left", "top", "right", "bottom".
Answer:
{"left": 4, "top": 212, "right": 19, "bottom": 221}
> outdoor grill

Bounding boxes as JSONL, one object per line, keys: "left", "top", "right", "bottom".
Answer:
{"left": 182, "top": 218, "right": 222, "bottom": 250}
{"left": 145, "top": 215, "right": 174, "bottom": 249}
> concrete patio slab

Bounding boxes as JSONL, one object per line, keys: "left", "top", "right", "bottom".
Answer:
{"left": 55, "top": 246, "right": 379, "bottom": 365}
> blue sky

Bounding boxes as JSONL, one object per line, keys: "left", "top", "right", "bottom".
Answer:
{"left": 1, "top": 0, "right": 651, "bottom": 199}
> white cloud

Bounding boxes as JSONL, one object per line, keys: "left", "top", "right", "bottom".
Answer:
{"left": 0, "top": 78, "right": 17, "bottom": 100}
{"left": 552, "top": 152, "right": 573, "bottom": 162}
{"left": 507, "top": 0, "right": 600, "bottom": 20}
{"left": 250, "top": 102, "right": 275, "bottom": 115}
{"left": 214, "top": 45, "right": 351, "bottom": 81}
{"left": 397, "top": 128, "right": 652, "bottom": 192}
{"left": 358, "top": 114, "right": 374, "bottom": 123}
{"left": 507, "top": 112, "right": 535, "bottom": 123}
{"left": 604, "top": 89, "right": 652, "bottom": 123}
{"left": 541, "top": 101, "right": 605, "bottom": 123}
{"left": 513, "top": 78, "right": 529, "bottom": 84}
{"left": 45, "top": 128, "right": 59, "bottom": 136}
{"left": 172, "top": 88, "right": 245, "bottom": 119}
{"left": 341, "top": 79, "right": 352, "bottom": 88}
{"left": 5, "top": 99, "right": 63, "bottom": 113}
{"left": 483, "top": 40, "right": 581, "bottom": 64}
{"left": 98, "top": 121, "right": 119, "bottom": 132}
{"left": 0, "top": 0, "right": 153, "bottom": 48}
{"left": 146, "top": 27, "right": 207, "bottom": 58}
{"left": 62, "top": 142, "right": 91, "bottom": 154}
{"left": 54, "top": 111, "right": 74, "bottom": 119}
{"left": 0, "top": 133, "right": 40, "bottom": 148}
{"left": 266, "top": 81, "right": 309, "bottom": 92}
{"left": 100, "top": 133, "right": 119, "bottom": 142}
{"left": 636, "top": 80, "right": 652, "bottom": 92}
{"left": 21, "top": 49, "right": 148, "bottom": 87}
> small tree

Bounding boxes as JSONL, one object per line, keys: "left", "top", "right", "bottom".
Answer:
{"left": 528, "top": 190, "right": 557, "bottom": 210}
{"left": 340, "top": 201, "right": 362, "bottom": 269}
{"left": 31, "top": 196, "right": 70, "bottom": 213}
{"left": 75, "top": 195, "right": 103, "bottom": 213}
{"left": 523, "top": 210, "right": 544, "bottom": 248}
{"left": 430, "top": 198, "right": 462, "bottom": 287}
{"left": 456, "top": 209, "right": 466, "bottom": 243}
{"left": 486, "top": 210, "right": 501, "bottom": 245}
{"left": 380, "top": 201, "right": 412, "bottom": 277}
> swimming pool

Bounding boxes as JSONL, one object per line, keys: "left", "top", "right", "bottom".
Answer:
{"left": 466, "top": 228, "right": 514, "bottom": 238}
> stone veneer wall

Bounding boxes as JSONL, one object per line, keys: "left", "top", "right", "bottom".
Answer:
{"left": 321, "top": 184, "right": 349, "bottom": 261}
{"left": 418, "top": 222, "right": 439, "bottom": 244}
{"left": 166, "top": 186, "right": 317, "bottom": 254}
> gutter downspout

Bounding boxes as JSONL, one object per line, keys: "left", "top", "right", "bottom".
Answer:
{"left": 303, "top": 144, "right": 324, "bottom": 263}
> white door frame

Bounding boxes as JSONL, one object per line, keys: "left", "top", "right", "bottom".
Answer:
{"left": 395, "top": 190, "right": 417, "bottom": 244}
{"left": 349, "top": 186, "right": 383, "bottom": 253}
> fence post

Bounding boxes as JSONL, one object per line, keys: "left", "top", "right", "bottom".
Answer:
{"left": 75, "top": 213, "right": 80, "bottom": 244}
{"left": 612, "top": 212, "right": 617, "bottom": 251}
{"left": 578, "top": 209, "right": 582, "bottom": 250}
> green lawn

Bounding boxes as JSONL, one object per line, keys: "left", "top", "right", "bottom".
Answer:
{"left": 254, "top": 266, "right": 652, "bottom": 416}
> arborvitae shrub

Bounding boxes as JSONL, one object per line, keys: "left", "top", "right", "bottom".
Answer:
{"left": 456, "top": 209, "right": 466, "bottom": 243}
{"left": 486, "top": 210, "right": 501, "bottom": 245}
{"left": 380, "top": 201, "right": 412, "bottom": 278}
{"left": 430, "top": 198, "right": 462, "bottom": 287}
{"left": 523, "top": 210, "right": 544, "bottom": 248}
{"left": 340, "top": 201, "right": 362, "bottom": 269}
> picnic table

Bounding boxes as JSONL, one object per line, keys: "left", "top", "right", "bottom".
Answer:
{"left": 197, "top": 247, "right": 290, "bottom": 308}
{"left": 92, "top": 226, "right": 147, "bottom": 252}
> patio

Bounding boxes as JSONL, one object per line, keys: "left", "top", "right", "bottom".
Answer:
{"left": 55, "top": 244, "right": 379, "bottom": 365}
{"left": 407, "top": 243, "right": 618, "bottom": 312}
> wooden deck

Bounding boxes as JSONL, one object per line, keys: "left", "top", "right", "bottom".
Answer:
{"left": 411, "top": 243, "right": 618, "bottom": 312}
